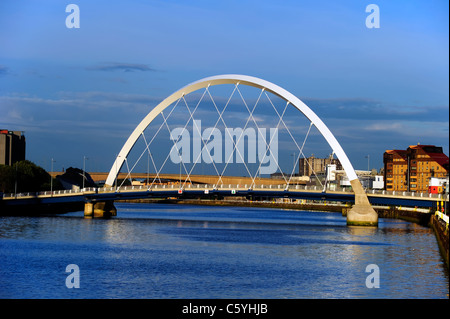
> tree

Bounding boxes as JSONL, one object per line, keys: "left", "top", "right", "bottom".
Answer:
{"left": 0, "top": 160, "right": 62, "bottom": 193}
{"left": 0, "top": 165, "right": 14, "bottom": 193}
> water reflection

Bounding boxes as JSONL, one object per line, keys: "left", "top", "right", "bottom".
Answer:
{"left": 0, "top": 203, "right": 448, "bottom": 299}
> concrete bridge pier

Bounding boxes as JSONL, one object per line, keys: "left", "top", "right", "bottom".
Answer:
{"left": 84, "top": 200, "right": 117, "bottom": 218}
{"left": 347, "top": 179, "right": 378, "bottom": 226}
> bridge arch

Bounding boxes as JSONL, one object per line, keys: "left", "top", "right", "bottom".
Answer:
{"left": 105, "top": 74, "right": 377, "bottom": 226}
{"left": 106, "top": 74, "right": 358, "bottom": 186}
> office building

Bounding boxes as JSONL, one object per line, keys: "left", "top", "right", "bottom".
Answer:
{"left": 0, "top": 130, "right": 26, "bottom": 166}
{"left": 298, "top": 154, "right": 342, "bottom": 177}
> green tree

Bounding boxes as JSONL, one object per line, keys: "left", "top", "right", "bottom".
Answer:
{"left": 0, "top": 165, "right": 14, "bottom": 193}
{"left": 0, "top": 160, "right": 62, "bottom": 193}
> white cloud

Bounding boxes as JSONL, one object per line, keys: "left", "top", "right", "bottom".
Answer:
{"left": 365, "top": 122, "right": 404, "bottom": 132}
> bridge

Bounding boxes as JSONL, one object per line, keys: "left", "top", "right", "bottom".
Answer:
{"left": 2, "top": 181, "right": 447, "bottom": 217}
{"left": 2, "top": 74, "right": 448, "bottom": 226}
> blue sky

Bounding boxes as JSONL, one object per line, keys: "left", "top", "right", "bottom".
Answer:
{"left": 0, "top": 0, "right": 448, "bottom": 176}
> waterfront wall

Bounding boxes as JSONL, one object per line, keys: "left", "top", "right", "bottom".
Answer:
{"left": 0, "top": 201, "right": 84, "bottom": 215}
{"left": 370, "top": 207, "right": 432, "bottom": 226}
{"left": 118, "top": 198, "right": 347, "bottom": 213}
{"left": 430, "top": 214, "right": 449, "bottom": 270}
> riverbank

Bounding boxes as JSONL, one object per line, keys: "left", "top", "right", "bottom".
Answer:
{"left": 430, "top": 213, "right": 449, "bottom": 270}
{"left": 118, "top": 198, "right": 348, "bottom": 213}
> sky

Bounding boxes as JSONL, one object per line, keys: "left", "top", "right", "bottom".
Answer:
{"left": 0, "top": 0, "right": 448, "bottom": 177}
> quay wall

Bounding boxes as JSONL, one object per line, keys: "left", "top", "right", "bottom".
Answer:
{"left": 0, "top": 201, "right": 84, "bottom": 215}
{"left": 342, "top": 206, "right": 433, "bottom": 226}
{"left": 430, "top": 214, "right": 449, "bottom": 270}
{"left": 117, "top": 198, "right": 347, "bottom": 213}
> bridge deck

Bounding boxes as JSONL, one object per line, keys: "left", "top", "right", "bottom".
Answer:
{"left": 2, "top": 184, "right": 448, "bottom": 209}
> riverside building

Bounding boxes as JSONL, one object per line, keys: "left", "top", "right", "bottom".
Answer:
{"left": 383, "top": 144, "right": 449, "bottom": 193}
{"left": 298, "top": 154, "right": 342, "bottom": 178}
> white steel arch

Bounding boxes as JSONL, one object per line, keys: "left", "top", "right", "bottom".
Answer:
{"left": 105, "top": 74, "right": 358, "bottom": 187}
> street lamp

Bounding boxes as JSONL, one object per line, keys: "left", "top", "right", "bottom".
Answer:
{"left": 115, "top": 154, "right": 121, "bottom": 191}
{"left": 179, "top": 151, "right": 182, "bottom": 188}
{"left": 147, "top": 151, "right": 150, "bottom": 186}
{"left": 364, "top": 155, "right": 370, "bottom": 189}
{"left": 365, "top": 155, "right": 370, "bottom": 171}
{"left": 50, "top": 158, "right": 56, "bottom": 195}
{"left": 291, "top": 152, "right": 296, "bottom": 170}
{"left": 14, "top": 162, "right": 18, "bottom": 198}
{"left": 83, "top": 156, "right": 89, "bottom": 190}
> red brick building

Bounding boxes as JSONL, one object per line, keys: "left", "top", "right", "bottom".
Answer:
{"left": 384, "top": 144, "right": 449, "bottom": 193}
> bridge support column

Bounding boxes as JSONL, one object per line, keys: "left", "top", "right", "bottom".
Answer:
{"left": 84, "top": 201, "right": 117, "bottom": 218}
{"left": 347, "top": 179, "right": 378, "bottom": 226}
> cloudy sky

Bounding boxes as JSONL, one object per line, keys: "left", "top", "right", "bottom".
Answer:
{"left": 0, "top": 0, "right": 448, "bottom": 176}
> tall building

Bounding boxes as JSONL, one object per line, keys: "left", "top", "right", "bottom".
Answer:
{"left": 383, "top": 144, "right": 449, "bottom": 193}
{"left": 383, "top": 149, "right": 408, "bottom": 191}
{"left": 0, "top": 130, "right": 26, "bottom": 166}
{"left": 298, "top": 154, "right": 342, "bottom": 177}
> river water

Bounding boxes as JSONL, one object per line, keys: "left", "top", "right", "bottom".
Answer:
{"left": 0, "top": 203, "right": 448, "bottom": 299}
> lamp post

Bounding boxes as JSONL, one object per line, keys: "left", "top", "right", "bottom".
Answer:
{"left": 364, "top": 155, "right": 370, "bottom": 189}
{"left": 115, "top": 155, "right": 121, "bottom": 191}
{"left": 14, "top": 162, "right": 18, "bottom": 198}
{"left": 50, "top": 158, "right": 56, "bottom": 195}
{"left": 83, "top": 156, "right": 89, "bottom": 190}
{"left": 179, "top": 154, "right": 182, "bottom": 188}
{"left": 147, "top": 152, "right": 150, "bottom": 186}
{"left": 291, "top": 152, "right": 296, "bottom": 171}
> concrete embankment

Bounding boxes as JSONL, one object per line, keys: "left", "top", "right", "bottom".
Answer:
{"left": 343, "top": 206, "right": 433, "bottom": 226}
{"left": 118, "top": 198, "right": 348, "bottom": 213}
{"left": 430, "top": 214, "right": 449, "bottom": 270}
{"left": 0, "top": 201, "right": 84, "bottom": 215}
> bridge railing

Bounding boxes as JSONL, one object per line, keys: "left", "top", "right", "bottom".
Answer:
{"left": 96, "top": 183, "right": 448, "bottom": 200}
{"left": 1, "top": 184, "right": 448, "bottom": 201}
{"left": 1, "top": 187, "right": 99, "bottom": 199}
{"left": 105, "top": 183, "right": 329, "bottom": 192}
{"left": 365, "top": 188, "right": 449, "bottom": 200}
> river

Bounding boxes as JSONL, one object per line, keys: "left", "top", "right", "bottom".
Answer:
{"left": 0, "top": 203, "right": 448, "bottom": 299}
